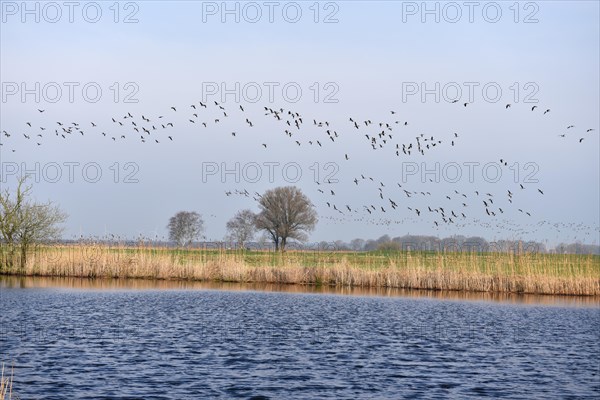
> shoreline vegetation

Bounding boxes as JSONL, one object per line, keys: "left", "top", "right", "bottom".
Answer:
{"left": 0, "top": 363, "right": 14, "bottom": 400}
{"left": 1, "top": 245, "right": 599, "bottom": 296}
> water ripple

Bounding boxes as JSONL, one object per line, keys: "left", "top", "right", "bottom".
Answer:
{"left": 1, "top": 288, "right": 599, "bottom": 398}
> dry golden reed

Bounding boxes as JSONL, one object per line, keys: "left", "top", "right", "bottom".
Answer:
{"left": 1, "top": 244, "right": 599, "bottom": 296}
{"left": 0, "top": 363, "right": 13, "bottom": 400}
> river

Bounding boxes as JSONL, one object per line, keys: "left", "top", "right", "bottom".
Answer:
{"left": 1, "top": 277, "right": 598, "bottom": 398}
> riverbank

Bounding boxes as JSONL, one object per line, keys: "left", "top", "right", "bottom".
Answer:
{"left": 2, "top": 275, "right": 599, "bottom": 308}
{"left": 1, "top": 245, "right": 599, "bottom": 296}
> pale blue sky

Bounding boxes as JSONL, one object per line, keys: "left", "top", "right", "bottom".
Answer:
{"left": 1, "top": 1, "right": 598, "bottom": 246}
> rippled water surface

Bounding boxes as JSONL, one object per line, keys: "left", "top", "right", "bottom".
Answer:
{"left": 1, "top": 278, "right": 599, "bottom": 399}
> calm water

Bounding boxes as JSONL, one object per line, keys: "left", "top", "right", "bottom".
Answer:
{"left": 1, "top": 278, "right": 599, "bottom": 399}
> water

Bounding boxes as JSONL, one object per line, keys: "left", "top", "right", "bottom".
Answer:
{"left": 1, "top": 278, "right": 599, "bottom": 399}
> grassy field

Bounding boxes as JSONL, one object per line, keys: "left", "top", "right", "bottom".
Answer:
{"left": 1, "top": 244, "right": 599, "bottom": 296}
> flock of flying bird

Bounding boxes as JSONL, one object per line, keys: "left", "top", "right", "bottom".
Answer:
{"left": 2, "top": 99, "right": 595, "bottom": 149}
{"left": 1, "top": 99, "right": 598, "bottom": 242}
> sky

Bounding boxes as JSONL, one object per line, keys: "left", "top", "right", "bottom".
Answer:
{"left": 1, "top": 1, "right": 599, "bottom": 247}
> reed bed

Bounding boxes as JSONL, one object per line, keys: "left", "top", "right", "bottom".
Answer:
{"left": 1, "top": 244, "right": 599, "bottom": 296}
{"left": 0, "top": 364, "right": 14, "bottom": 400}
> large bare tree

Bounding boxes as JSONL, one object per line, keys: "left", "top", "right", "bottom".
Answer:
{"left": 254, "top": 186, "right": 317, "bottom": 251}
{"left": 226, "top": 209, "right": 256, "bottom": 248}
{"left": 0, "top": 176, "right": 67, "bottom": 270}
{"left": 167, "top": 211, "right": 204, "bottom": 247}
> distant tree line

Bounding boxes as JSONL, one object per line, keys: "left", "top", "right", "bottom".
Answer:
{"left": 326, "top": 234, "right": 599, "bottom": 255}
{"left": 552, "top": 242, "right": 600, "bottom": 255}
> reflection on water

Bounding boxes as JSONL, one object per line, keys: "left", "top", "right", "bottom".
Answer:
{"left": 1, "top": 275, "right": 598, "bottom": 308}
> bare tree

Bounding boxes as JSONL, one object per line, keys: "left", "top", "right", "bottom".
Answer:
{"left": 0, "top": 176, "right": 67, "bottom": 270}
{"left": 256, "top": 234, "right": 270, "bottom": 250}
{"left": 350, "top": 238, "right": 365, "bottom": 251}
{"left": 254, "top": 186, "right": 317, "bottom": 251}
{"left": 226, "top": 209, "right": 256, "bottom": 248}
{"left": 167, "top": 211, "right": 204, "bottom": 247}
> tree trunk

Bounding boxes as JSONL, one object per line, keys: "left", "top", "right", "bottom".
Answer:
{"left": 281, "top": 237, "right": 287, "bottom": 252}
{"left": 2, "top": 240, "right": 15, "bottom": 270}
{"left": 9, "top": 245, "right": 15, "bottom": 269}
{"left": 0, "top": 243, "right": 15, "bottom": 271}
{"left": 20, "top": 244, "right": 27, "bottom": 272}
